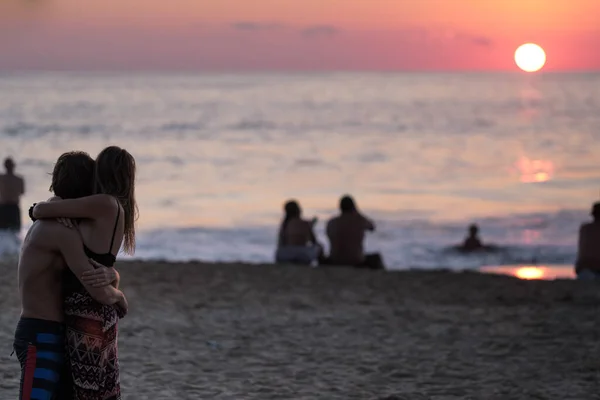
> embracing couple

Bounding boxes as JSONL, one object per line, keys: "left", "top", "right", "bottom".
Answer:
{"left": 14, "top": 146, "right": 137, "bottom": 400}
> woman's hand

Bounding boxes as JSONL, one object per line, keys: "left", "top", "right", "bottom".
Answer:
{"left": 115, "top": 292, "right": 128, "bottom": 318}
{"left": 31, "top": 202, "right": 45, "bottom": 220}
{"left": 56, "top": 217, "right": 77, "bottom": 229}
{"left": 81, "top": 260, "right": 118, "bottom": 288}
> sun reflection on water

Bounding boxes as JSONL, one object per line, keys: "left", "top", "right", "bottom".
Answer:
{"left": 480, "top": 265, "right": 575, "bottom": 280}
{"left": 515, "top": 266, "right": 545, "bottom": 280}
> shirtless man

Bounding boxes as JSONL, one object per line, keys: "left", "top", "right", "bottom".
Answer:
{"left": 326, "top": 195, "right": 383, "bottom": 269}
{"left": 14, "top": 151, "right": 127, "bottom": 400}
{"left": 0, "top": 157, "right": 25, "bottom": 232}
{"left": 575, "top": 202, "right": 600, "bottom": 279}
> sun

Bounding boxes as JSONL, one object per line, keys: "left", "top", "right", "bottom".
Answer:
{"left": 514, "top": 43, "right": 546, "bottom": 72}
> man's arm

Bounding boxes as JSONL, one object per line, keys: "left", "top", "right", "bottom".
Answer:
{"left": 19, "top": 176, "right": 25, "bottom": 195}
{"left": 33, "top": 194, "right": 116, "bottom": 220}
{"left": 326, "top": 219, "right": 333, "bottom": 241}
{"left": 81, "top": 261, "right": 119, "bottom": 288}
{"left": 112, "top": 270, "right": 120, "bottom": 289}
{"left": 576, "top": 225, "right": 585, "bottom": 261}
{"left": 362, "top": 215, "right": 375, "bottom": 232}
{"left": 49, "top": 222, "right": 125, "bottom": 305}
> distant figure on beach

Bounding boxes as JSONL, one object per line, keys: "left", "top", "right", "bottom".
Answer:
{"left": 575, "top": 202, "right": 600, "bottom": 280}
{"left": 0, "top": 157, "right": 25, "bottom": 233}
{"left": 14, "top": 151, "right": 127, "bottom": 400}
{"left": 275, "top": 199, "right": 323, "bottom": 265}
{"left": 325, "top": 195, "right": 384, "bottom": 269}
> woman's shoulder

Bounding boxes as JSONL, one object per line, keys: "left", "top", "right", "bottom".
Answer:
{"left": 84, "top": 194, "right": 120, "bottom": 212}
{"left": 283, "top": 218, "right": 307, "bottom": 230}
{"left": 293, "top": 218, "right": 311, "bottom": 227}
{"left": 300, "top": 219, "right": 316, "bottom": 232}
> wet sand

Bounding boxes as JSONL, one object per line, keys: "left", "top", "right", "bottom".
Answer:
{"left": 1, "top": 259, "right": 599, "bottom": 399}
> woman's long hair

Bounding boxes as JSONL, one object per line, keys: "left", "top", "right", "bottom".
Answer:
{"left": 94, "top": 146, "right": 138, "bottom": 254}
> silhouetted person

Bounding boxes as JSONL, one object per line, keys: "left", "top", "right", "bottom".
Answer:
{"left": 462, "top": 224, "right": 483, "bottom": 251}
{"left": 325, "top": 195, "right": 384, "bottom": 269}
{"left": 575, "top": 202, "right": 600, "bottom": 280}
{"left": 275, "top": 200, "right": 323, "bottom": 265}
{"left": 0, "top": 157, "right": 25, "bottom": 233}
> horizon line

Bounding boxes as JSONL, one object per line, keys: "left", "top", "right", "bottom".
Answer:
{"left": 0, "top": 68, "right": 598, "bottom": 75}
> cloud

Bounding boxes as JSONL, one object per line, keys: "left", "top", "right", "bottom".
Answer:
{"left": 460, "top": 34, "right": 493, "bottom": 47}
{"left": 231, "top": 21, "right": 284, "bottom": 32}
{"left": 301, "top": 25, "right": 339, "bottom": 38}
{"left": 442, "top": 30, "right": 494, "bottom": 47}
{"left": 403, "top": 27, "right": 493, "bottom": 48}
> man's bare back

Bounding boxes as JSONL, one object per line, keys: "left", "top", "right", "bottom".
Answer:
{"left": 576, "top": 222, "right": 600, "bottom": 272}
{"left": 18, "top": 221, "right": 66, "bottom": 321}
{"left": 325, "top": 195, "right": 376, "bottom": 266}
{"left": 327, "top": 213, "right": 374, "bottom": 265}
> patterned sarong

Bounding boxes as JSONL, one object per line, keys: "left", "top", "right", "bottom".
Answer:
{"left": 64, "top": 273, "right": 121, "bottom": 400}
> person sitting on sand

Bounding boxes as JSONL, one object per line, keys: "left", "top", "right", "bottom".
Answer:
{"left": 575, "top": 202, "right": 600, "bottom": 280}
{"left": 14, "top": 151, "right": 127, "bottom": 400}
{"left": 275, "top": 199, "right": 323, "bottom": 265}
{"left": 461, "top": 224, "right": 484, "bottom": 251}
{"left": 325, "top": 195, "right": 384, "bottom": 269}
{"left": 0, "top": 157, "right": 25, "bottom": 234}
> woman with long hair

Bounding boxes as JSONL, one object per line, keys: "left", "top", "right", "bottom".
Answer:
{"left": 33, "top": 145, "right": 137, "bottom": 400}
{"left": 275, "top": 199, "right": 323, "bottom": 265}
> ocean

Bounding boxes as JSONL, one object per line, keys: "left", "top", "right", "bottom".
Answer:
{"left": 1, "top": 72, "right": 599, "bottom": 269}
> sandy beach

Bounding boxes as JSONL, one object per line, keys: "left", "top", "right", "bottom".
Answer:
{"left": 1, "top": 259, "right": 599, "bottom": 399}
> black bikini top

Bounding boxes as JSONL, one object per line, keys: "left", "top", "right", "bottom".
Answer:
{"left": 83, "top": 200, "right": 120, "bottom": 267}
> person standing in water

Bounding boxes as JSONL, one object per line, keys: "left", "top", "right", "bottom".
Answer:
{"left": 0, "top": 157, "right": 25, "bottom": 233}
{"left": 575, "top": 202, "right": 600, "bottom": 280}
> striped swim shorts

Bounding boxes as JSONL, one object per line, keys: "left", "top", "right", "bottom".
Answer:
{"left": 13, "top": 317, "right": 66, "bottom": 400}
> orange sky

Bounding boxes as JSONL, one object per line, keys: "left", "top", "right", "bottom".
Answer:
{"left": 1, "top": 0, "right": 599, "bottom": 71}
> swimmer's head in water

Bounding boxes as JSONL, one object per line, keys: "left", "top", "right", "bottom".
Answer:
{"left": 469, "top": 224, "right": 479, "bottom": 235}
{"left": 50, "top": 151, "right": 95, "bottom": 199}
{"left": 592, "top": 202, "right": 600, "bottom": 220}
{"left": 284, "top": 200, "right": 301, "bottom": 219}
{"left": 4, "top": 157, "right": 14, "bottom": 173}
{"left": 340, "top": 195, "right": 356, "bottom": 214}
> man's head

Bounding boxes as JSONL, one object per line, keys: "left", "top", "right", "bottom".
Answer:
{"left": 592, "top": 202, "right": 600, "bottom": 221}
{"left": 468, "top": 224, "right": 479, "bottom": 236}
{"left": 4, "top": 157, "right": 15, "bottom": 174}
{"left": 339, "top": 195, "right": 357, "bottom": 214}
{"left": 50, "top": 151, "right": 95, "bottom": 199}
